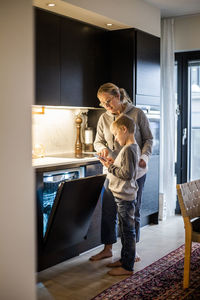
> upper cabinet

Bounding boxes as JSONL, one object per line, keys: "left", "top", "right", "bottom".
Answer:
{"left": 108, "top": 29, "right": 136, "bottom": 101}
{"left": 136, "top": 30, "right": 160, "bottom": 97}
{"left": 35, "top": 8, "right": 107, "bottom": 107}
{"left": 60, "top": 16, "right": 108, "bottom": 107}
{"left": 108, "top": 29, "right": 160, "bottom": 105}
{"left": 35, "top": 9, "right": 60, "bottom": 106}
{"left": 35, "top": 8, "right": 160, "bottom": 107}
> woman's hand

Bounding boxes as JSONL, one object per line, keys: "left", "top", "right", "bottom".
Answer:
{"left": 139, "top": 159, "right": 146, "bottom": 168}
{"left": 99, "top": 148, "right": 109, "bottom": 158}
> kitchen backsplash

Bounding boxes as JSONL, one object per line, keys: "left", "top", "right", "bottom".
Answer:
{"left": 32, "top": 106, "right": 102, "bottom": 156}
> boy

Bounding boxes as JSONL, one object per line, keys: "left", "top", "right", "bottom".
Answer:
{"left": 98, "top": 114, "right": 139, "bottom": 276}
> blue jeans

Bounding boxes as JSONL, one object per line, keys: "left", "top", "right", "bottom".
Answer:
{"left": 115, "top": 198, "right": 136, "bottom": 271}
{"left": 101, "top": 174, "right": 146, "bottom": 244}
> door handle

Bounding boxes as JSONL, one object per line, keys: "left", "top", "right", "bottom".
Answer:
{"left": 182, "top": 128, "right": 187, "bottom": 145}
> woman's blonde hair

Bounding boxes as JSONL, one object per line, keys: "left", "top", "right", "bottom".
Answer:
{"left": 111, "top": 114, "right": 136, "bottom": 134}
{"left": 97, "top": 82, "right": 132, "bottom": 103}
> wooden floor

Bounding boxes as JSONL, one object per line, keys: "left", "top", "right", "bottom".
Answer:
{"left": 37, "top": 215, "right": 185, "bottom": 300}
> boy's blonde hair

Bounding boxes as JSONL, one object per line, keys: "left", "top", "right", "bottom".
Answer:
{"left": 110, "top": 114, "right": 135, "bottom": 134}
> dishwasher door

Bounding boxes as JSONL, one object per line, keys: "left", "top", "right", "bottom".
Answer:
{"left": 43, "top": 174, "right": 106, "bottom": 253}
{"left": 43, "top": 167, "right": 85, "bottom": 235}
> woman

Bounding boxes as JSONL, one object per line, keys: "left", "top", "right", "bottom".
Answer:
{"left": 90, "top": 82, "right": 153, "bottom": 261}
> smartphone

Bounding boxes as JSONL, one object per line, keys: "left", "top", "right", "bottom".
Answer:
{"left": 94, "top": 153, "right": 107, "bottom": 161}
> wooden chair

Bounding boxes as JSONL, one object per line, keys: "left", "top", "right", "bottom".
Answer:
{"left": 176, "top": 179, "right": 200, "bottom": 289}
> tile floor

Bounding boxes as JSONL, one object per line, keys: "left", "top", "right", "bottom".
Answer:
{"left": 37, "top": 215, "right": 185, "bottom": 300}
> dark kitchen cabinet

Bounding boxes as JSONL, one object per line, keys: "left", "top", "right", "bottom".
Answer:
{"left": 85, "top": 162, "right": 103, "bottom": 177}
{"left": 136, "top": 30, "right": 160, "bottom": 97}
{"left": 108, "top": 28, "right": 160, "bottom": 224}
{"left": 35, "top": 9, "right": 160, "bottom": 107}
{"left": 108, "top": 29, "right": 136, "bottom": 101}
{"left": 108, "top": 28, "right": 160, "bottom": 105}
{"left": 35, "top": 8, "right": 108, "bottom": 107}
{"left": 60, "top": 17, "right": 108, "bottom": 107}
{"left": 35, "top": 9, "right": 60, "bottom": 106}
{"left": 141, "top": 155, "right": 159, "bottom": 226}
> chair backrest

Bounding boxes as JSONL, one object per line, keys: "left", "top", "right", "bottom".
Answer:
{"left": 177, "top": 179, "right": 200, "bottom": 219}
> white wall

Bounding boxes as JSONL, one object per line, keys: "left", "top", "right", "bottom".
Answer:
{"left": 174, "top": 14, "right": 200, "bottom": 51}
{"left": 63, "top": 0, "right": 161, "bottom": 36}
{"left": 0, "top": 1, "right": 36, "bottom": 300}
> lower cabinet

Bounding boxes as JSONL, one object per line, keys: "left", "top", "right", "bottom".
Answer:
{"left": 141, "top": 155, "right": 159, "bottom": 226}
{"left": 36, "top": 162, "right": 104, "bottom": 272}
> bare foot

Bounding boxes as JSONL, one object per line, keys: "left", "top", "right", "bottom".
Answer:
{"left": 89, "top": 249, "right": 113, "bottom": 261}
{"left": 107, "top": 260, "right": 122, "bottom": 268}
{"left": 107, "top": 267, "right": 133, "bottom": 276}
{"left": 135, "top": 253, "right": 141, "bottom": 262}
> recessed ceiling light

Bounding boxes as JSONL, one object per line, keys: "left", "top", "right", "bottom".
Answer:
{"left": 106, "top": 23, "right": 113, "bottom": 27}
{"left": 47, "top": 3, "right": 56, "bottom": 7}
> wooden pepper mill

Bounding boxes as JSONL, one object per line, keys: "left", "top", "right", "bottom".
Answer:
{"left": 75, "top": 114, "right": 83, "bottom": 157}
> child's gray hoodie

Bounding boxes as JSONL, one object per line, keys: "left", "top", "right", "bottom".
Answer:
{"left": 108, "top": 143, "right": 139, "bottom": 201}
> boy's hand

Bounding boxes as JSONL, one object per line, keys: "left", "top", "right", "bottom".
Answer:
{"left": 99, "top": 156, "right": 114, "bottom": 168}
{"left": 106, "top": 157, "right": 114, "bottom": 164}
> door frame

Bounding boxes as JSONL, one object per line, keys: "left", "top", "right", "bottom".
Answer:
{"left": 175, "top": 51, "right": 200, "bottom": 185}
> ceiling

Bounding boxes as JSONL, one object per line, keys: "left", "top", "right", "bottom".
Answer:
{"left": 144, "top": 0, "right": 200, "bottom": 17}
{"left": 34, "top": 0, "right": 200, "bottom": 31}
{"left": 33, "top": 0, "right": 131, "bottom": 30}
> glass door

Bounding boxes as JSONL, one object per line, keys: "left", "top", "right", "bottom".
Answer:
{"left": 175, "top": 52, "right": 200, "bottom": 185}
{"left": 188, "top": 61, "right": 200, "bottom": 180}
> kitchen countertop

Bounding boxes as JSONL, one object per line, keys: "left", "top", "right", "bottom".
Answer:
{"left": 32, "top": 152, "right": 99, "bottom": 169}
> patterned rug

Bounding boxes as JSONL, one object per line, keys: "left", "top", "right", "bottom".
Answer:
{"left": 92, "top": 243, "right": 200, "bottom": 299}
